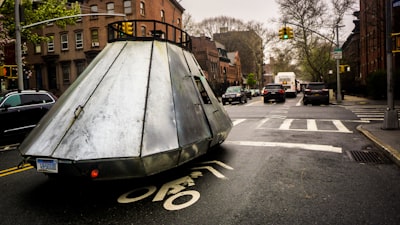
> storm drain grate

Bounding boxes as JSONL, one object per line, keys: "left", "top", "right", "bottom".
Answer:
{"left": 348, "top": 150, "right": 392, "bottom": 164}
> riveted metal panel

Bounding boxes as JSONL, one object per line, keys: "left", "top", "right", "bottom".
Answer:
{"left": 141, "top": 41, "right": 179, "bottom": 157}
{"left": 20, "top": 42, "right": 128, "bottom": 157}
{"left": 167, "top": 43, "right": 212, "bottom": 147}
{"left": 52, "top": 41, "right": 152, "bottom": 160}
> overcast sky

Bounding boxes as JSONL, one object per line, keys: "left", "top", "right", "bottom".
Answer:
{"left": 180, "top": 0, "right": 358, "bottom": 37}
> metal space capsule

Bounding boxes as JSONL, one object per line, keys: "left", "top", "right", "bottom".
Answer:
{"left": 19, "top": 20, "right": 232, "bottom": 180}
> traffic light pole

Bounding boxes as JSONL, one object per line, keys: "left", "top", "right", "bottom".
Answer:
{"left": 383, "top": 0, "right": 399, "bottom": 129}
{"left": 15, "top": 0, "right": 24, "bottom": 90}
{"left": 335, "top": 25, "right": 342, "bottom": 104}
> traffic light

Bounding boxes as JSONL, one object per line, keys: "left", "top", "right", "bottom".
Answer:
{"left": 396, "top": 35, "right": 400, "bottom": 50}
{"left": 122, "top": 22, "right": 133, "bottom": 35}
{"left": 339, "top": 65, "right": 350, "bottom": 73}
{"left": 1, "top": 65, "right": 18, "bottom": 78}
{"left": 286, "top": 27, "right": 294, "bottom": 39}
{"left": 279, "top": 27, "right": 288, "bottom": 40}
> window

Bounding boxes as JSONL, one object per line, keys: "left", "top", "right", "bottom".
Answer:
{"left": 3, "top": 95, "right": 21, "bottom": 107}
{"left": 141, "top": 26, "right": 146, "bottom": 37}
{"left": 124, "top": 1, "right": 132, "bottom": 14}
{"left": 90, "top": 5, "right": 98, "bottom": 19}
{"left": 161, "top": 10, "right": 165, "bottom": 22}
{"left": 75, "top": 32, "right": 83, "bottom": 49}
{"left": 47, "top": 36, "right": 54, "bottom": 52}
{"left": 61, "top": 33, "right": 68, "bottom": 50}
{"left": 75, "top": 61, "right": 85, "bottom": 77}
{"left": 195, "top": 77, "right": 211, "bottom": 104}
{"left": 177, "top": 18, "right": 181, "bottom": 26}
{"left": 91, "top": 29, "right": 99, "bottom": 47}
{"left": 34, "top": 44, "right": 41, "bottom": 54}
{"left": 140, "top": 2, "right": 145, "bottom": 16}
{"left": 106, "top": 2, "right": 114, "bottom": 14}
{"left": 21, "top": 94, "right": 53, "bottom": 105}
{"left": 61, "top": 63, "right": 70, "bottom": 83}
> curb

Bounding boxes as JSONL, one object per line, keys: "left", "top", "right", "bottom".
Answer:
{"left": 357, "top": 124, "right": 400, "bottom": 167}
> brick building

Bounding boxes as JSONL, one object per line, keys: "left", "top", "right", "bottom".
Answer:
{"left": 191, "top": 35, "right": 242, "bottom": 95}
{"left": 341, "top": 0, "right": 400, "bottom": 96}
{"left": 191, "top": 35, "right": 219, "bottom": 90}
{"left": 213, "top": 30, "right": 263, "bottom": 89}
{"left": 22, "top": 0, "right": 183, "bottom": 95}
{"left": 359, "top": 0, "right": 386, "bottom": 81}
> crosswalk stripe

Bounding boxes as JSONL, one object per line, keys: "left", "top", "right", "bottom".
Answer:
{"left": 307, "top": 119, "right": 318, "bottom": 131}
{"left": 233, "top": 118, "right": 353, "bottom": 133}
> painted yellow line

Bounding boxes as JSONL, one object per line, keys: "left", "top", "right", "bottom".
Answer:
{"left": 0, "top": 164, "right": 34, "bottom": 177}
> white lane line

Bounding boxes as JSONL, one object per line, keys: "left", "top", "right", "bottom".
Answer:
{"left": 256, "top": 118, "right": 270, "bottom": 129}
{"left": 224, "top": 141, "right": 342, "bottom": 153}
{"left": 280, "top": 119, "right": 293, "bottom": 130}
{"left": 233, "top": 119, "right": 246, "bottom": 126}
{"left": 332, "top": 120, "right": 352, "bottom": 133}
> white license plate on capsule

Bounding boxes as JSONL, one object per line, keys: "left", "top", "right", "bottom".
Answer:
{"left": 36, "top": 158, "right": 58, "bottom": 173}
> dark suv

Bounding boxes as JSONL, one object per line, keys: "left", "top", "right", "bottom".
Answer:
{"left": 222, "top": 86, "right": 247, "bottom": 105}
{"left": 303, "top": 82, "right": 329, "bottom": 105}
{"left": 263, "top": 83, "right": 286, "bottom": 103}
{"left": 0, "top": 90, "right": 57, "bottom": 144}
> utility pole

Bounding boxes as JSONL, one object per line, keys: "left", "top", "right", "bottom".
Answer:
{"left": 335, "top": 24, "right": 342, "bottom": 104}
{"left": 15, "top": 0, "right": 24, "bottom": 90}
{"left": 383, "top": 0, "right": 399, "bottom": 129}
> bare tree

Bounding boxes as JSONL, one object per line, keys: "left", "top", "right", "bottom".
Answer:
{"left": 276, "top": 0, "right": 357, "bottom": 82}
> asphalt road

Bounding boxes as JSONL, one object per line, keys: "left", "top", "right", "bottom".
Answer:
{"left": 1, "top": 95, "right": 400, "bottom": 225}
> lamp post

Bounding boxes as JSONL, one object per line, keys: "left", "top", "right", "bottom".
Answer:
{"left": 15, "top": 0, "right": 24, "bottom": 90}
{"left": 383, "top": 0, "right": 399, "bottom": 129}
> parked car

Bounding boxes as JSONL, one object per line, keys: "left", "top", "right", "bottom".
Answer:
{"left": 303, "top": 82, "right": 329, "bottom": 105}
{"left": 244, "top": 88, "right": 252, "bottom": 100}
{"left": 222, "top": 86, "right": 247, "bottom": 105}
{"left": 250, "top": 89, "right": 260, "bottom": 97}
{"left": 0, "top": 90, "right": 57, "bottom": 145}
{"left": 262, "top": 83, "right": 286, "bottom": 103}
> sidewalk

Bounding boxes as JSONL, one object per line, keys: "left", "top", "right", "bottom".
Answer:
{"left": 333, "top": 95, "right": 400, "bottom": 167}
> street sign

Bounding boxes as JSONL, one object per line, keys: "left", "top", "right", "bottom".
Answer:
{"left": 332, "top": 49, "right": 342, "bottom": 59}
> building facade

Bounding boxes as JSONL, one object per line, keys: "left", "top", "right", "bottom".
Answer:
{"left": 23, "top": 0, "right": 183, "bottom": 96}
{"left": 213, "top": 30, "right": 263, "bottom": 89}
{"left": 191, "top": 35, "right": 242, "bottom": 95}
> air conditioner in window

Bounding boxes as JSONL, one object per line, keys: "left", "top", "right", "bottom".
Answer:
{"left": 91, "top": 42, "right": 100, "bottom": 47}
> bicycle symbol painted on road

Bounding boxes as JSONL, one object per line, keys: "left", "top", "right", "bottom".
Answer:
{"left": 117, "top": 160, "right": 233, "bottom": 210}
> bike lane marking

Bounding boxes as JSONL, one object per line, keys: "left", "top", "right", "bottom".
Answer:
{"left": 224, "top": 141, "right": 342, "bottom": 153}
{"left": 117, "top": 161, "right": 234, "bottom": 210}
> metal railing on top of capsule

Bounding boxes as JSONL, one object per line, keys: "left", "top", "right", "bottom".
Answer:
{"left": 107, "top": 20, "right": 192, "bottom": 51}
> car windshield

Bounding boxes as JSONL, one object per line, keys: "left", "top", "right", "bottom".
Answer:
{"left": 308, "top": 84, "right": 325, "bottom": 90}
{"left": 226, "top": 86, "right": 241, "bottom": 93}
{"left": 266, "top": 85, "right": 282, "bottom": 89}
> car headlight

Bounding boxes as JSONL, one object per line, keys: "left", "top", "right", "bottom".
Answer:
{"left": 222, "top": 94, "right": 226, "bottom": 98}
{"left": 236, "top": 93, "right": 241, "bottom": 97}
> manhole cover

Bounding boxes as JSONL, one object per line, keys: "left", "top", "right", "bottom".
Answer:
{"left": 347, "top": 150, "right": 392, "bottom": 164}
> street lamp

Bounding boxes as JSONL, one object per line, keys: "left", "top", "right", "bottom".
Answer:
{"left": 383, "top": 0, "right": 399, "bottom": 129}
